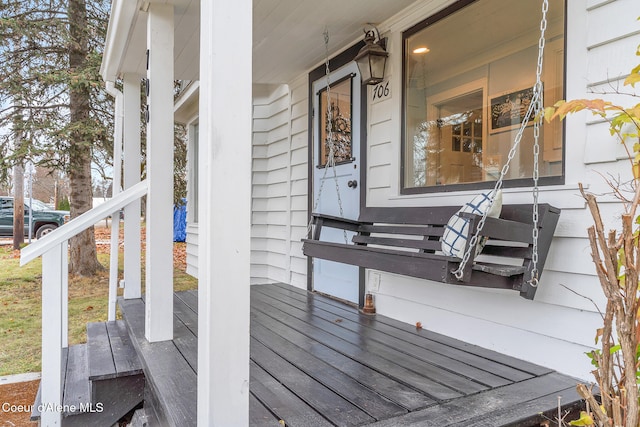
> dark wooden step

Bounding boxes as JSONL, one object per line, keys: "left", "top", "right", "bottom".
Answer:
{"left": 87, "top": 320, "right": 145, "bottom": 418}
{"left": 87, "top": 320, "right": 143, "bottom": 381}
{"left": 63, "top": 344, "right": 91, "bottom": 415}
{"left": 31, "top": 324, "right": 145, "bottom": 426}
{"left": 31, "top": 347, "right": 69, "bottom": 421}
{"left": 119, "top": 297, "right": 197, "bottom": 427}
{"left": 31, "top": 345, "right": 96, "bottom": 422}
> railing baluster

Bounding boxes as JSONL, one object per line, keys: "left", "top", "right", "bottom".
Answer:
{"left": 108, "top": 211, "right": 121, "bottom": 321}
{"left": 62, "top": 240, "right": 68, "bottom": 348}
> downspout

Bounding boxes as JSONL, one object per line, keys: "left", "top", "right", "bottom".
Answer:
{"left": 105, "top": 81, "right": 124, "bottom": 321}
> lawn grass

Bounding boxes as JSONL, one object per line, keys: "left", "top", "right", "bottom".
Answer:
{"left": 0, "top": 238, "right": 197, "bottom": 375}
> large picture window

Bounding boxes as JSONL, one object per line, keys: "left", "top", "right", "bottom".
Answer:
{"left": 402, "top": 0, "right": 565, "bottom": 192}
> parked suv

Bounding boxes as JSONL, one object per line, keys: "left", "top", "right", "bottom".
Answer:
{"left": 0, "top": 197, "right": 70, "bottom": 239}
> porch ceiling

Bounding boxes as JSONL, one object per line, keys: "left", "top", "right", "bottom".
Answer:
{"left": 101, "top": 0, "right": 416, "bottom": 84}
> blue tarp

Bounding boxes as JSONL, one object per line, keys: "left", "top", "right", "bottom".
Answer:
{"left": 173, "top": 202, "right": 187, "bottom": 242}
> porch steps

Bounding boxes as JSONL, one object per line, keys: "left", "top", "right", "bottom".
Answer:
{"left": 119, "top": 297, "right": 197, "bottom": 427}
{"left": 31, "top": 320, "right": 144, "bottom": 426}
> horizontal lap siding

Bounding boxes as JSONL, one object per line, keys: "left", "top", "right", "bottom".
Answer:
{"left": 288, "top": 78, "right": 309, "bottom": 288}
{"left": 251, "top": 77, "right": 308, "bottom": 287}
{"left": 360, "top": 0, "right": 639, "bottom": 380}
{"left": 583, "top": 0, "right": 640, "bottom": 169}
{"left": 185, "top": 225, "right": 198, "bottom": 278}
{"left": 366, "top": 91, "right": 395, "bottom": 203}
{"left": 252, "top": 84, "right": 290, "bottom": 284}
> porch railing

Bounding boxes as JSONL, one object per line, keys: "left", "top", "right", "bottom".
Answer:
{"left": 20, "top": 179, "right": 148, "bottom": 426}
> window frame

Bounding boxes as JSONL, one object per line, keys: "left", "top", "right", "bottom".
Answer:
{"left": 400, "top": 0, "right": 567, "bottom": 195}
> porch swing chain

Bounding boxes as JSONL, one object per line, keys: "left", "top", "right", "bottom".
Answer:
{"left": 453, "top": 0, "right": 548, "bottom": 287}
{"left": 308, "top": 29, "right": 349, "bottom": 244}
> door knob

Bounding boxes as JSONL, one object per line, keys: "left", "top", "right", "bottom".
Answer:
{"left": 347, "top": 180, "right": 358, "bottom": 189}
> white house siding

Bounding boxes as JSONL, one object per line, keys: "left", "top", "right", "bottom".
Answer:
{"left": 354, "top": 0, "right": 640, "bottom": 380}
{"left": 251, "top": 77, "right": 309, "bottom": 287}
{"left": 186, "top": 123, "right": 199, "bottom": 278}
{"left": 288, "top": 77, "right": 311, "bottom": 289}
{"left": 185, "top": 225, "right": 198, "bottom": 278}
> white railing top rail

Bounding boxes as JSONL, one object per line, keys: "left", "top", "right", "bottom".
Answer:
{"left": 21, "top": 179, "right": 148, "bottom": 266}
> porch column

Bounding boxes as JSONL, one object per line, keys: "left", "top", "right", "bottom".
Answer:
{"left": 198, "top": 0, "right": 252, "bottom": 424}
{"left": 145, "top": 3, "right": 174, "bottom": 342}
{"left": 40, "top": 242, "right": 66, "bottom": 425}
{"left": 123, "top": 73, "right": 142, "bottom": 300}
{"left": 107, "top": 81, "right": 123, "bottom": 320}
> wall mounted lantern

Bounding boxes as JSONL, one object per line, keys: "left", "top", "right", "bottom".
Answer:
{"left": 354, "top": 27, "right": 388, "bottom": 86}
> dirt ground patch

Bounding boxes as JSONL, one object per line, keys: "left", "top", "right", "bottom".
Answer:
{"left": 0, "top": 379, "right": 39, "bottom": 426}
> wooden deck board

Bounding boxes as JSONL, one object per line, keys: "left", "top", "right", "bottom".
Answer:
{"left": 176, "top": 290, "right": 199, "bottom": 314}
{"left": 118, "top": 283, "right": 584, "bottom": 427}
{"left": 251, "top": 311, "right": 434, "bottom": 411}
{"left": 172, "top": 312, "right": 198, "bottom": 372}
{"left": 255, "top": 285, "right": 513, "bottom": 388}
{"left": 367, "top": 373, "right": 577, "bottom": 427}
{"left": 251, "top": 337, "right": 376, "bottom": 426}
{"left": 250, "top": 361, "right": 334, "bottom": 427}
{"left": 173, "top": 294, "right": 198, "bottom": 335}
{"left": 268, "top": 283, "right": 537, "bottom": 382}
{"left": 249, "top": 392, "right": 281, "bottom": 427}
{"left": 252, "top": 321, "right": 408, "bottom": 420}
{"left": 268, "top": 284, "right": 552, "bottom": 381}
{"left": 253, "top": 290, "right": 488, "bottom": 397}
{"left": 250, "top": 292, "right": 464, "bottom": 400}
{"left": 462, "top": 385, "right": 582, "bottom": 427}
{"left": 272, "top": 282, "right": 552, "bottom": 376}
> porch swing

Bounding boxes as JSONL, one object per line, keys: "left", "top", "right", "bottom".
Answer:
{"left": 302, "top": 0, "right": 560, "bottom": 301}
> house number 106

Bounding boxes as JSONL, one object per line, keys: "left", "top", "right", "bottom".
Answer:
{"left": 371, "top": 81, "right": 390, "bottom": 103}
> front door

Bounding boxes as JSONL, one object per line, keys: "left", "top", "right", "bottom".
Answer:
{"left": 311, "top": 62, "right": 361, "bottom": 304}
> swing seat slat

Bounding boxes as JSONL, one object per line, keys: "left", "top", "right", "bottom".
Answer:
{"left": 302, "top": 204, "right": 560, "bottom": 300}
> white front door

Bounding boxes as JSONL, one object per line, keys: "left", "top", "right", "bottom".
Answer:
{"left": 311, "top": 62, "right": 361, "bottom": 304}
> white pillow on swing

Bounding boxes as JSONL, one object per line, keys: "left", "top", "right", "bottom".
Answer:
{"left": 441, "top": 190, "right": 502, "bottom": 259}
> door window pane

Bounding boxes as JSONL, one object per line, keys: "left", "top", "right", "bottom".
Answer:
{"left": 319, "top": 77, "right": 352, "bottom": 166}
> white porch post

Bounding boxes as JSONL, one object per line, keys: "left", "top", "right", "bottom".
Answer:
{"left": 107, "top": 81, "right": 123, "bottom": 320}
{"left": 40, "top": 241, "right": 67, "bottom": 425}
{"left": 123, "top": 73, "right": 142, "bottom": 300}
{"left": 198, "top": 0, "right": 252, "bottom": 425}
{"left": 145, "top": 3, "right": 174, "bottom": 342}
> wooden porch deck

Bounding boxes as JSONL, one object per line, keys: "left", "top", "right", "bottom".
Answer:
{"left": 119, "top": 283, "right": 584, "bottom": 426}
